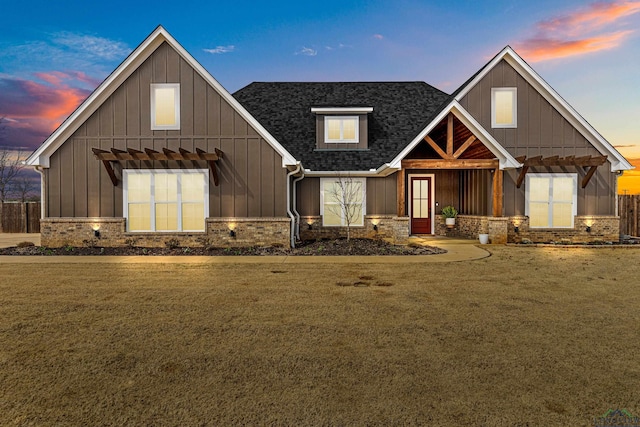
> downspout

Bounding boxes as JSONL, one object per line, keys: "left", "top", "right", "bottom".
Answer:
{"left": 34, "top": 166, "right": 46, "bottom": 219}
{"left": 286, "top": 163, "right": 301, "bottom": 248}
{"left": 292, "top": 170, "right": 305, "bottom": 240}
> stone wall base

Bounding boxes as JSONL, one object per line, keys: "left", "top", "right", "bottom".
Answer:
{"left": 40, "top": 217, "right": 291, "bottom": 248}
{"left": 300, "top": 215, "right": 409, "bottom": 244}
{"left": 435, "top": 214, "right": 619, "bottom": 243}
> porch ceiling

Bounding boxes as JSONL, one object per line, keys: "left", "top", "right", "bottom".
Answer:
{"left": 406, "top": 113, "right": 494, "bottom": 162}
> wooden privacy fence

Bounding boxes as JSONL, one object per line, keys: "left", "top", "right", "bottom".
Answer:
{"left": 0, "top": 202, "right": 41, "bottom": 233}
{"left": 619, "top": 195, "right": 640, "bottom": 237}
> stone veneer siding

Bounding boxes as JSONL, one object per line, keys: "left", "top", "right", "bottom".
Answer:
{"left": 434, "top": 214, "right": 619, "bottom": 243}
{"left": 40, "top": 217, "right": 291, "bottom": 248}
{"left": 299, "top": 215, "right": 409, "bottom": 244}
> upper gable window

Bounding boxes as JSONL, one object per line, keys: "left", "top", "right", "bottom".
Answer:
{"left": 151, "top": 83, "right": 180, "bottom": 130}
{"left": 491, "top": 87, "right": 517, "bottom": 128}
{"left": 325, "top": 116, "right": 359, "bottom": 143}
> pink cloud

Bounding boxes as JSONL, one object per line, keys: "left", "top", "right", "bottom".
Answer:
{"left": 373, "top": 34, "right": 384, "bottom": 40}
{"left": 515, "top": 1, "right": 640, "bottom": 61}
{"left": 0, "top": 74, "right": 93, "bottom": 150}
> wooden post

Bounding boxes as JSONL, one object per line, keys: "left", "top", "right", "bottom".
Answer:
{"left": 397, "top": 169, "right": 406, "bottom": 216}
{"left": 447, "top": 113, "right": 454, "bottom": 157}
{"left": 492, "top": 169, "right": 503, "bottom": 217}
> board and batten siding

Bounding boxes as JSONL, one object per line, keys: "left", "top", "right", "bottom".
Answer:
{"left": 296, "top": 174, "right": 397, "bottom": 216}
{"left": 458, "top": 59, "right": 616, "bottom": 216}
{"left": 45, "top": 41, "right": 287, "bottom": 218}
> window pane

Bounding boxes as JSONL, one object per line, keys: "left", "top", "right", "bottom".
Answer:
{"left": 155, "top": 87, "right": 176, "bottom": 126}
{"left": 155, "top": 173, "right": 178, "bottom": 202}
{"left": 128, "top": 203, "right": 151, "bottom": 231}
{"left": 324, "top": 181, "right": 342, "bottom": 204}
{"left": 327, "top": 119, "right": 341, "bottom": 140}
{"left": 552, "top": 203, "right": 573, "bottom": 227}
{"left": 529, "top": 202, "right": 549, "bottom": 227}
{"left": 323, "top": 206, "right": 343, "bottom": 226}
{"left": 495, "top": 90, "right": 514, "bottom": 125}
{"left": 413, "top": 199, "right": 421, "bottom": 218}
{"left": 420, "top": 200, "right": 429, "bottom": 218}
{"left": 346, "top": 203, "right": 363, "bottom": 225}
{"left": 182, "top": 173, "right": 205, "bottom": 202}
{"left": 343, "top": 118, "right": 357, "bottom": 140}
{"left": 529, "top": 177, "right": 550, "bottom": 202}
{"left": 182, "top": 203, "right": 205, "bottom": 231}
{"left": 553, "top": 177, "right": 574, "bottom": 202}
{"left": 128, "top": 174, "right": 151, "bottom": 202}
{"left": 155, "top": 203, "right": 178, "bottom": 231}
{"left": 349, "top": 181, "right": 363, "bottom": 204}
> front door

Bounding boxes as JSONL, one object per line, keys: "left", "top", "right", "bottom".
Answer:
{"left": 410, "top": 176, "right": 432, "bottom": 234}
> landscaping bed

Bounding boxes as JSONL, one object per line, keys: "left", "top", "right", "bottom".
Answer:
{"left": 0, "top": 238, "right": 446, "bottom": 256}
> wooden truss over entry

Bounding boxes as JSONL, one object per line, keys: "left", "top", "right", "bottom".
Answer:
{"left": 398, "top": 113, "right": 504, "bottom": 217}
{"left": 92, "top": 147, "right": 224, "bottom": 187}
{"left": 514, "top": 155, "right": 607, "bottom": 189}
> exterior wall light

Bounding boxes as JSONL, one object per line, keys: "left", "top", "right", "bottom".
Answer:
{"left": 230, "top": 229, "right": 236, "bottom": 237}
{"left": 308, "top": 223, "right": 313, "bottom": 230}
{"left": 373, "top": 224, "right": 378, "bottom": 231}
{"left": 586, "top": 226, "right": 591, "bottom": 233}
{"left": 514, "top": 226, "right": 519, "bottom": 233}
{"left": 94, "top": 229, "right": 101, "bottom": 238}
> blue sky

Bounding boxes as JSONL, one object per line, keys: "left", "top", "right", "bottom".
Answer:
{"left": 1, "top": 0, "right": 639, "bottom": 169}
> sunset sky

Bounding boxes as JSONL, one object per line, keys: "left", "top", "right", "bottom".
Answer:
{"left": 1, "top": 0, "right": 639, "bottom": 193}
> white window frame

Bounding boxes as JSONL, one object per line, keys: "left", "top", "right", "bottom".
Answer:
{"left": 320, "top": 177, "right": 366, "bottom": 226}
{"left": 151, "top": 83, "right": 181, "bottom": 130}
{"left": 525, "top": 173, "right": 577, "bottom": 228}
{"left": 324, "top": 116, "right": 359, "bottom": 143}
{"left": 123, "top": 169, "right": 209, "bottom": 232}
{"left": 491, "top": 87, "right": 517, "bottom": 128}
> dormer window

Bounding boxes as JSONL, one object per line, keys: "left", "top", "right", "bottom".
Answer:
{"left": 311, "top": 107, "right": 372, "bottom": 150}
{"left": 326, "top": 116, "right": 359, "bottom": 143}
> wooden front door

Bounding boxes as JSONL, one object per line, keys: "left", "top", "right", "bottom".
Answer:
{"left": 410, "top": 176, "right": 432, "bottom": 234}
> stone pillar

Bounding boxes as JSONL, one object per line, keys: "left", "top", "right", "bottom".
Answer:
{"left": 487, "top": 217, "right": 508, "bottom": 244}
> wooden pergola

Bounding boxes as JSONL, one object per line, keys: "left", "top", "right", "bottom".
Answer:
{"left": 514, "top": 155, "right": 607, "bottom": 189}
{"left": 92, "top": 147, "right": 224, "bottom": 186}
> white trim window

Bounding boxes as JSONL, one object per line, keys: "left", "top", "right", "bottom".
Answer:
{"left": 123, "top": 169, "right": 209, "bottom": 232}
{"left": 151, "top": 83, "right": 180, "bottom": 130}
{"left": 325, "top": 116, "right": 359, "bottom": 143}
{"left": 491, "top": 87, "right": 517, "bottom": 128}
{"left": 320, "top": 177, "right": 366, "bottom": 226}
{"left": 526, "top": 173, "right": 577, "bottom": 228}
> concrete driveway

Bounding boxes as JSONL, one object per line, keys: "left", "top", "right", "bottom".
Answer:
{"left": 0, "top": 233, "right": 41, "bottom": 248}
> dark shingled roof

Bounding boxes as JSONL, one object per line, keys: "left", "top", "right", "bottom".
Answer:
{"left": 233, "top": 82, "right": 451, "bottom": 171}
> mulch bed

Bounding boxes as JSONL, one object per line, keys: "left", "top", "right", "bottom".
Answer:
{"left": 0, "top": 238, "right": 446, "bottom": 256}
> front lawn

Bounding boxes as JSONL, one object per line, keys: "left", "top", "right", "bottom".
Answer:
{"left": 1, "top": 246, "right": 639, "bottom": 425}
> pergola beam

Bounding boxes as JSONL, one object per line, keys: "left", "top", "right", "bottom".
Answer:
{"left": 92, "top": 147, "right": 223, "bottom": 186}
{"left": 515, "top": 155, "right": 607, "bottom": 188}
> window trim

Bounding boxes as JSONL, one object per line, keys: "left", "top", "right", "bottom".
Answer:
{"left": 151, "top": 83, "right": 181, "bottom": 130}
{"left": 123, "top": 169, "right": 209, "bottom": 232}
{"left": 324, "top": 116, "right": 359, "bottom": 143}
{"left": 491, "top": 87, "right": 517, "bottom": 128}
{"left": 525, "top": 173, "right": 577, "bottom": 229}
{"left": 320, "top": 177, "right": 366, "bottom": 227}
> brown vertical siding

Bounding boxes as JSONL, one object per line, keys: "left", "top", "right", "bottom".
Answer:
{"left": 46, "top": 41, "right": 287, "bottom": 219}
{"left": 459, "top": 170, "right": 490, "bottom": 215}
{"left": 366, "top": 174, "right": 397, "bottom": 215}
{"left": 296, "top": 178, "right": 320, "bottom": 216}
{"left": 459, "top": 59, "right": 616, "bottom": 215}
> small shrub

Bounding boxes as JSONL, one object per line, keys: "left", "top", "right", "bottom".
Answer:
{"left": 17, "top": 241, "right": 35, "bottom": 248}
{"left": 64, "top": 244, "right": 74, "bottom": 252}
{"left": 182, "top": 247, "right": 191, "bottom": 254}
{"left": 165, "top": 238, "right": 180, "bottom": 249}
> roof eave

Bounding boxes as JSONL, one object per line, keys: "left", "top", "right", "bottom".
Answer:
{"left": 26, "top": 26, "right": 298, "bottom": 168}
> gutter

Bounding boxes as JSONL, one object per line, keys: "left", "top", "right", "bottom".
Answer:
{"left": 292, "top": 170, "right": 305, "bottom": 240}
{"left": 34, "top": 166, "right": 46, "bottom": 219}
{"left": 286, "top": 163, "right": 302, "bottom": 248}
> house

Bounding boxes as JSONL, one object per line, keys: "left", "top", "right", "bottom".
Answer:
{"left": 26, "top": 26, "right": 632, "bottom": 248}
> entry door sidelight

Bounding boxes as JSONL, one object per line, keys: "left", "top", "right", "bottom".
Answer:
{"left": 410, "top": 177, "right": 432, "bottom": 234}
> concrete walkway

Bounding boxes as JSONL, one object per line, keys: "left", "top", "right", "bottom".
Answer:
{"left": 0, "top": 234, "right": 490, "bottom": 264}
{"left": 0, "top": 233, "right": 40, "bottom": 248}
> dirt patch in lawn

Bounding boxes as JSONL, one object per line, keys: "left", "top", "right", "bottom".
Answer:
{"left": 1, "top": 246, "right": 639, "bottom": 425}
{"left": 0, "top": 238, "right": 446, "bottom": 256}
